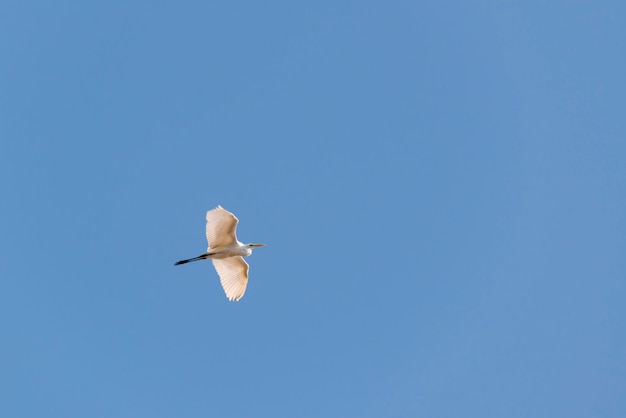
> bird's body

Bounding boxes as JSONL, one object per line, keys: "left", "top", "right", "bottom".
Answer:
{"left": 175, "top": 206, "right": 264, "bottom": 301}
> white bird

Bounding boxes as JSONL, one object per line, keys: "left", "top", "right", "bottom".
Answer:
{"left": 175, "top": 205, "right": 265, "bottom": 301}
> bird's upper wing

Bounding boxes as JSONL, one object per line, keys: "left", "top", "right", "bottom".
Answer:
{"left": 212, "top": 256, "right": 249, "bottom": 301}
{"left": 206, "top": 205, "right": 239, "bottom": 249}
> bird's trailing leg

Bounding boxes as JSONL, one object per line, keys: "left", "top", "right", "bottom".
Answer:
{"left": 174, "top": 252, "right": 214, "bottom": 266}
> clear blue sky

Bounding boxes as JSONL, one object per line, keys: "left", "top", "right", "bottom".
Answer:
{"left": 1, "top": 1, "right": 624, "bottom": 417}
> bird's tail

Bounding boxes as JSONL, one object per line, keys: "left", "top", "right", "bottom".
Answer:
{"left": 174, "top": 253, "right": 211, "bottom": 266}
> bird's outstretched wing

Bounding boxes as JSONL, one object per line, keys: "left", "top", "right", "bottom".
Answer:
{"left": 212, "top": 257, "right": 249, "bottom": 301}
{"left": 206, "top": 205, "right": 239, "bottom": 249}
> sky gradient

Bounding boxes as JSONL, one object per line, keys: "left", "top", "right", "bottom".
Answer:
{"left": 1, "top": 1, "right": 625, "bottom": 417}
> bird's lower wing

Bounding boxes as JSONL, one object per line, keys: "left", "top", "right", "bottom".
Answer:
{"left": 212, "top": 257, "right": 249, "bottom": 301}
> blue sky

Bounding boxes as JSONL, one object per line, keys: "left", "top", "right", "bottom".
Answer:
{"left": 1, "top": 1, "right": 624, "bottom": 417}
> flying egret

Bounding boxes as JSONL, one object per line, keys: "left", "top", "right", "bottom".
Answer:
{"left": 175, "top": 205, "right": 265, "bottom": 301}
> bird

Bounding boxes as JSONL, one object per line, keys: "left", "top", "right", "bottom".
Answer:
{"left": 175, "top": 205, "right": 265, "bottom": 301}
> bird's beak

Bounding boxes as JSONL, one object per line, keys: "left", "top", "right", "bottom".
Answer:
{"left": 251, "top": 243, "right": 266, "bottom": 247}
